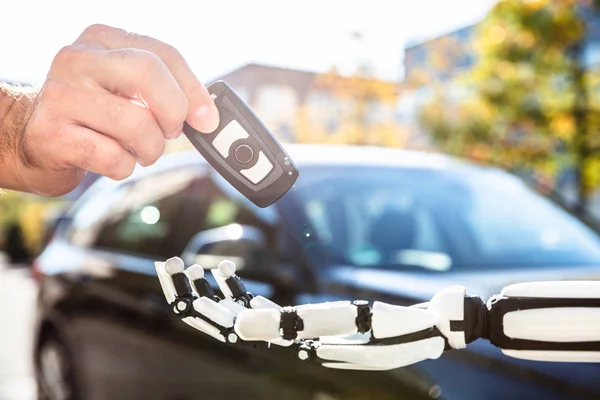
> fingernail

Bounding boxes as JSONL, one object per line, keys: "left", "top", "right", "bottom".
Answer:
{"left": 194, "top": 103, "right": 220, "bottom": 134}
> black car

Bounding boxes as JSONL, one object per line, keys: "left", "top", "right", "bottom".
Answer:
{"left": 32, "top": 145, "right": 600, "bottom": 400}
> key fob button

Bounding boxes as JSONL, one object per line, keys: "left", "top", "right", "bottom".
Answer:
{"left": 234, "top": 144, "right": 254, "bottom": 164}
{"left": 212, "top": 120, "right": 249, "bottom": 158}
{"left": 240, "top": 151, "right": 274, "bottom": 184}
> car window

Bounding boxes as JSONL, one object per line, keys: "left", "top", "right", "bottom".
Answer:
{"left": 70, "top": 167, "right": 207, "bottom": 259}
{"left": 202, "top": 179, "right": 273, "bottom": 233}
{"left": 289, "top": 165, "right": 600, "bottom": 272}
{"left": 301, "top": 177, "right": 452, "bottom": 270}
{"left": 69, "top": 167, "right": 276, "bottom": 260}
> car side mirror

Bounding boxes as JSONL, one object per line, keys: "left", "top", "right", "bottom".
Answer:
{"left": 181, "top": 224, "right": 267, "bottom": 271}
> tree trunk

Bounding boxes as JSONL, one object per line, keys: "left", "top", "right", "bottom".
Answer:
{"left": 571, "top": 40, "right": 590, "bottom": 217}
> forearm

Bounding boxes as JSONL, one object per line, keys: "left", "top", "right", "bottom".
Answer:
{"left": 0, "top": 82, "right": 36, "bottom": 191}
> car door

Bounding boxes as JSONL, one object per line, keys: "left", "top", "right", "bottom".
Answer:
{"left": 72, "top": 166, "right": 331, "bottom": 400}
{"left": 169, "top": 173, "right": 333, "bottom": 399}
{"left": 182, "top": 174, "right": 435, "bottom": 400}
{"left": 62, "top": 165, "right": 245, "bottom": 399}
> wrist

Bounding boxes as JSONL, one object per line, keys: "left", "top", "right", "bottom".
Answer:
{"left": 0, "top": 82, "right": 37, "bottom": 191}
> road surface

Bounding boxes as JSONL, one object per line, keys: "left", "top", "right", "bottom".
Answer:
{"left": 0, "top": 260, "right": 37, "bottom": 400}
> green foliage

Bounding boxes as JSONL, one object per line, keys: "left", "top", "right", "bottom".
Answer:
{"left": 418, "top": 0, "right": 600, "bottom": 207}
{"left": 0, "top": 190, "right": 59, "bottom": 256}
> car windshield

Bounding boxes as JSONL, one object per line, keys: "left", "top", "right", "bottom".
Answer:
{"left": 287, "top": 165, "right": 600, "bottom": 272}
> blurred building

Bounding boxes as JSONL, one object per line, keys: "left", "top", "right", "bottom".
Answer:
{"left": 212, "top": 63, "right": 315, "bottom": 142}
{"left": 397, "top": 25, "right": 477, "bottom": 145}
{"left": 403, "top": 25, "right": 477, "bottom": 85}
{"left": 209, "top": 63, "right": 406, "bottom": 146}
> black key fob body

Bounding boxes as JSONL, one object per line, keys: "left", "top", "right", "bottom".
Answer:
{"left": 183, "top": 81, "right": 298, "bottom": 208}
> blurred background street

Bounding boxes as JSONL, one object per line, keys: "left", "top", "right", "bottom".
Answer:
{"left": 0, "top": 258, "right": 36, "bottom": 400}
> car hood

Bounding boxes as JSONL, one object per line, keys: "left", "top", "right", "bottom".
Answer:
{"left": 326, "top": 264, "right": 600, "bottom": 301}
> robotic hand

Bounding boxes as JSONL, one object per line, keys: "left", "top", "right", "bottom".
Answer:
{"left": 156, "top": 257, "right": 600, "bottom": 371}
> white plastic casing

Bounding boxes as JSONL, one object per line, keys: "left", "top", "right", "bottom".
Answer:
{"left": 500, "top": 281, "right": 600, "bottom": 362}
{"left": 501, "top": 281, "right": 600, "bottom": 298}
{"left": 429, "top": 286, "right": 467, "bottom": 349}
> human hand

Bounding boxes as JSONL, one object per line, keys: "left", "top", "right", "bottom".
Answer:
{"left": 10, "top": 24, "right": 219, "bottom": 196}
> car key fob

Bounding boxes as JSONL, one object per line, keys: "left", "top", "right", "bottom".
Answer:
{"left": 183, "top": 80, "right": 298, "bottom": 208}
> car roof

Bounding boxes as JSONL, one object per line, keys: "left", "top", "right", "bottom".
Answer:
{"left": 82, "top": 144, "right": 507, "bottom": 199}
{"left": 131, "top": 143, "right": 489, "bottom": 178}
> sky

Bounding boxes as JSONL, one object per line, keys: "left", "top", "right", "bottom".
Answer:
{"left": 0, "top": 0, "right": 497, "bottom": 85}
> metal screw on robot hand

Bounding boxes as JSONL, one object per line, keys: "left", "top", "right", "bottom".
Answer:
{"left": 297, "top": 340, "right": 317, "bottom": 361}
{"left": 224, "top": 328, "right": 239, "bottom": 344}
{"left": 227, "top": 332, "right": 239, "bottom": 344}
{"left": 172, "top": 298, "right": 192, "bottom": 316}
{"left": 234, "top": 292, "right": 254, "bottom": 307}
{"left": 176, "top": 301, "right": 187, "bottom": 312}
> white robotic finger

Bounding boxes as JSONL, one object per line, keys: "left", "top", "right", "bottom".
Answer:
{"left": 185, "top": 264, "right": 206, "bottom": 296}
{"left": 193, "top": 297, "right": 236, "bottom": 328}
{"left": 316, "top": 337, "right": 446, "bottom": 370}
{"left": 320, "top": 363, "right": 390, "bottom": 371}
{"left": 182, "top": 317, "right": 227, "bottom": 342}
{"left": 371, "top": 301, "right": 437, "bottom": 339}
{"left": 154, "top": 261, "right": 178, "bottom": 304}
{"left": 235, "top": 308, "right": 281, "bottom": 341}
{"left": 211, "top": 260, "right": 237, "bottom": 299}
{"left": 183, "top": 297, "right": 237, "bottom": 343}
{"left": 249, "top": 296, "right": 281, "bottom": 310}
{"left": 243, "top": 297, "right": 295, "bottom": 347}
{"left": 218, "top": 298, "right": 248, "bottom": 314}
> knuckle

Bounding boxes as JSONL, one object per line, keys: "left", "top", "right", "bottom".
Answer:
{"left": 99, "top": 97, "right": 126, "bottom": 129}
{"left": 108, "top": 48, "right": 136, "bottom": 63}
{"left": 81, "top": 24, "right": 118, "bottom": 40}
{"left": 108, "top": 48, "right": 162, "bottom": 81}
{"left": 130, "top": 109, "right": 154, "bottom": 133}
{"left": 125, "top": 110, "right": 155, "bottom": 144}
{"left": 52, "top": 45, "right": 86, "bottom": 69}
{"left": 158, "top": 43, "right": 183, "bottom": 64}
{"left": 42, "top": 80, "right": 69, "bottom": 103}
{"left": 134, "top": 50, "right": 163, "bottom": 77}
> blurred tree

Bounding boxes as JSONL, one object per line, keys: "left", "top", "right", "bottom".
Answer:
{"left": 0, "top": 190, "right": 57, "bottom": 260}
{"left": 418, "top": 0, "right": 600, "bottom": 215}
